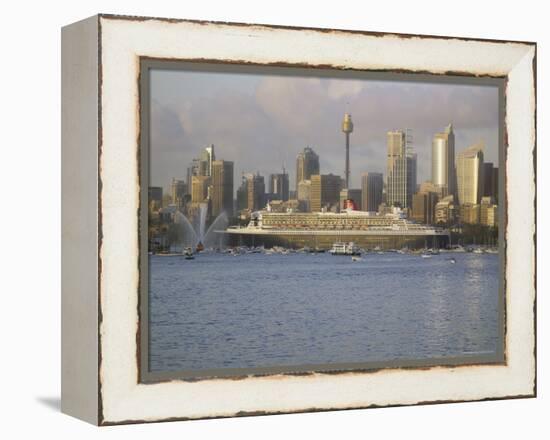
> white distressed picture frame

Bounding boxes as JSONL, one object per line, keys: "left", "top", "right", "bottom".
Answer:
{"left": 61, "top": 14, "right": 536, "bottom": 425}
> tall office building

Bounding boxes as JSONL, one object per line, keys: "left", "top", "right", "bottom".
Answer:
{"left": 170, "top": 178, "right": 187, "bottom": 210}
{"left": 483, "top": 163, "right": 499, "bottom": 202}
{"left": 246, "top": 173, "right": 266, "bottom": 211}
{"left": 407, "top": 153, "right": 417, "bottom": 202}
{"left": 457, "top": 142, "right": 484, "bottom": 205}
{"left": 187, "top": 145, "right": 216, "bottom": 188}
{"left": 296, "top": 147, "right": 320, "bottom": 192}
{"left": 200, "top": 144, "right": 216, "bottom": 177}
{"left": 236, "top": 175, "right": 248, "bottom": 212}
{"left": 186, "top": 157, "right": 201, "bottom": 190}
{"left": 310, "top": 174, "right": 341, "bottom": 212}
{"left": 431, "top": 124, "right": 456, "bottom": 197}
{"left": 211, "top": 160, "right": 234, "bottom": 217}
{"left": 386, "top": 130, "right": 416, "bottom": 209}
{"left": 361, "top": 172, "right": 384, "bottom": 212}
{"left": 269, "top": 170, "right": 290, "bottom": 201}
{"left": 297, "top": 179, "right": 312, "bottom": 211}
{"left": 412, "top": 191, "right": 439, "bottom": 224}
{"left": 191, "top": 175, "right": 210, "bottom": 203}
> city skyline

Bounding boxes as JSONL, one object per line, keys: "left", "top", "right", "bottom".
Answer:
{"left": 150, "top": 68, "right": 500, "bottom": 194}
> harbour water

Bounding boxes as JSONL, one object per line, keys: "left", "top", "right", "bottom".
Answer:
{"left": 149, "top": 251, "right": 500, "bottom": 373}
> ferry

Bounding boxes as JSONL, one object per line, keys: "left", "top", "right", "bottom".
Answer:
{"left": 329, "top": 242, "right": 361, "bottom": 256}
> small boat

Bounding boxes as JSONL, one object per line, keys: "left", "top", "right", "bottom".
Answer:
{"left": 421, "top": 253, "right": 432, "bottom": 259}
{"left": 184, "top": 254, "right": 195, "bottom": 260}
{"left": 330, "top": 242, "right": 361, "bottom": 256}
{"left": 448, "top": 257, "right": 456, "bottom": 264}
{"left": 195, "top": 242, "right": 205, "bottom": 253}
{"left": 351, "top": 256, "right": 362, "bottom": 262}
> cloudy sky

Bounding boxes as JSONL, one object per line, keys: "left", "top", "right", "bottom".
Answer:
{"left": 149, "top": 67, "right": 500, "bottom": 194}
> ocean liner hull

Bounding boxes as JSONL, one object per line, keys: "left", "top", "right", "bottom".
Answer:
{"left": 222, "top": 228, "right": 449, "bottom": 250}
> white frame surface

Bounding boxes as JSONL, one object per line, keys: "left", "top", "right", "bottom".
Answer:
{"left": 62, "top": 14, "right": 536, "bottom": 425}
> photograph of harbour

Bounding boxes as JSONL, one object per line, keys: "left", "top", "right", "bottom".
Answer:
{"left": 144, "top": 63, "right": 503, "bottom": 376}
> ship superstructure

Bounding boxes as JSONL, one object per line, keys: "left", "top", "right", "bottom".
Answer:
{"left": 223, "top": 208, "right": 449, "bottom": 250}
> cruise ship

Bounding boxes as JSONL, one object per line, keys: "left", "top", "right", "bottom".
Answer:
{"left": 223, "top": 208, "right": 450, "bottom": 250}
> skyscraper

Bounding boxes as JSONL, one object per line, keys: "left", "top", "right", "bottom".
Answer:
{"left": 483, "top": 162, "right": 499, "bottom": 202}
{"left": 361, "top": 172, "right": 384, "bottom": 212}
{"left": 246, "top": 173, "right": 266, "bottom": 211}
{"left": 191, "top": 175, "right": 210, "bottom": 203}
{"left": 407, "top": 153, "right": 417, "bottom": 202}
{"left": 186, "top": 157, "right": 201, "bottom": 190}
{"left": 386, "top": 130, "right": 416, "bottom": 209}
{"left": 236, "top": 175, "right": 248, "bottom": 212}
{"left": 341, "top": 113, "right": 354, "bottom": 189}
{"left": 297, "top": 180, "right": 312, "bottom": 212}
{"left": 211, "top": 160, "right": 234, "bottom": 217}
{"left": 170, "top": 179, "right": 187, "bottom": 210}
{"left": 269, "top": 170, "right": 290, "bottom": 201}
{"left": 310, "top": 174, "right": 341, "bottom": 212}
{"left": 456, "top": 142, "right": 484, "bottom": 205}
{"left": 187, "top": 145, "right": 216, "bottom": 186}
{"left": 431, "top": 124, "right": 456, "bottom": 197}
{"left": 201, "top": 144, "right": 216, "bottom": 177}
{"left": 412, "top": 191, "right": 439, "bottom": 224}
{"left": 295, "top": 147, "right": 320, "bottom": 192}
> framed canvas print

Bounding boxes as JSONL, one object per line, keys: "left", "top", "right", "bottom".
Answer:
{"left": 61, "top": 14, "right": 536, "bottom": 425}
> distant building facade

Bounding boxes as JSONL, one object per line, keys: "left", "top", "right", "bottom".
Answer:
{"left": 170, "top": 179, "right": 187, "bottom": 210}
{"left": 200, "top": 144, "right": 215, "bottom": 177}
{"left": 480, "top": 196, "right": 498, "bottom": 227}
{"left": 246, "top": 173, "right": 266, "bottom": 211}
{"left": 186, "top": 145, "right": 216, "bottom": 189}
{"left": 149, "top": 186, "right": 163, "bottom": 211}
{"left": 460, "top": 203, "right": 480, "bottom": 224}
{"left": 310, "top": 174, "right": 341, "bottom": 212}
{"left": 295, "top": 147, "right": 320, "bottom": 192}
{"left": 236, "top": 175, "right": 248, "bottom": 212}
{"left": 297, "top": 179, "right": 312, "bottom": 212}
{"left": 457, "top": 143, "right": 484, "bottom": 205}
{"left": 269, "top": 171, "right": 290, "bottom": 202}
{"left": 412, "top": 191, "right": 439, "bottom": 224}
{"left": 191, "top": 175, "right": 210, "bottom": 203}
{"left": 211, "top": 160, "right": 234, "bottom": 217}
{"left": 435, "top": 195, "right": 456, "bottom": 225}
{"left": 386, "top": 130, "right": 416, "bottom": 209}
{"left": 361, "top": 172, "right": 384, "bottom": 212}
{"left": 431, "top": 124, "right": 456, "bottom": 198}
{"left": 483, "top": 163, "right": 499, "bottom": 203}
